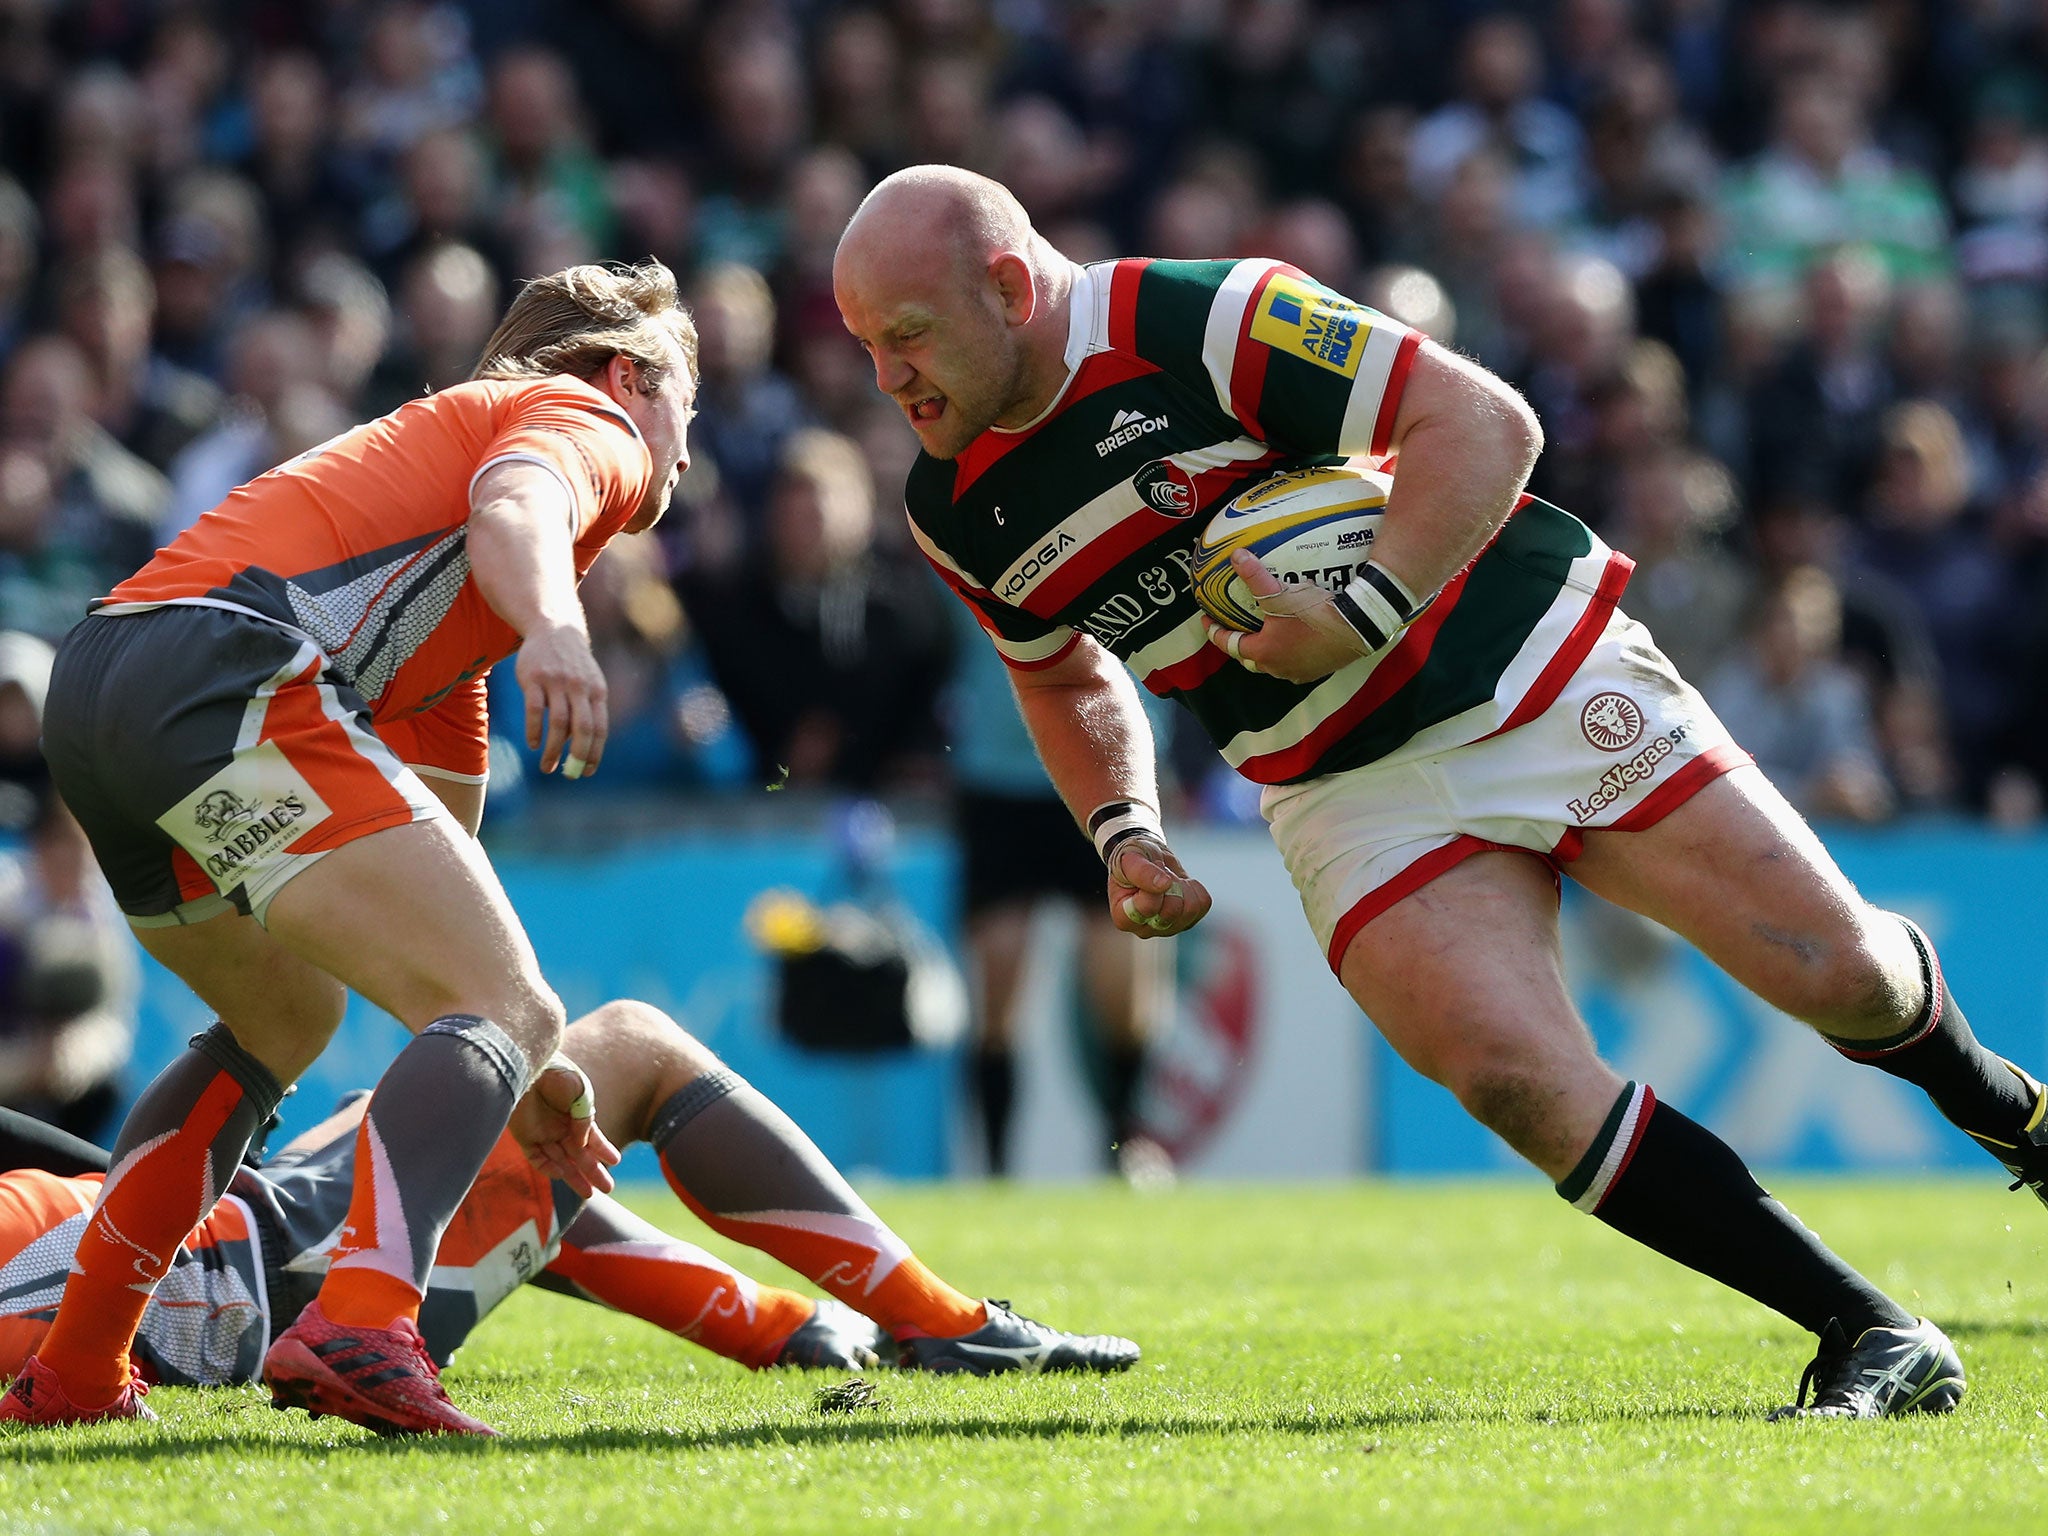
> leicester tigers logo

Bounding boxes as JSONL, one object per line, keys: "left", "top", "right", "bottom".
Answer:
{"left": 1133, "top": 459, "right": 1197, "bottom": 518}
{"left": 1580, "top": 692, "right": 1645, "bottom": 753}
{"left": 192, "top": 789, "right": 261, "bottom": 843}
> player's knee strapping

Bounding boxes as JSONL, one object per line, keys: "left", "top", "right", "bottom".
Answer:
{"left": 38, "top": 1023, "right": 284, "bottom": 1401}
{"left": 1557, "top": 1080, "right": 1910, "bottom": 1337}
{"left": 651, "top": 1066, "right": 985, "bottom": 1339}
{"left": 1821, "top": 915, "right": 2044, "bottom": 1159}
{"left": 322, "top": 1013, "right": 531, "bottom": 1330}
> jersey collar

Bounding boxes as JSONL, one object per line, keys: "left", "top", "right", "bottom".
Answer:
{"left": 987, "top": 261, "right": 1099, "bottom": 437}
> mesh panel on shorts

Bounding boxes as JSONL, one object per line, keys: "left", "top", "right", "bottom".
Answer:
{"left": 0, "top": 1212, "right": 89, "bottom": 1318}
{"left": 134, "top": 1254, "right": 266, "bottom": 1387}
{"left": 0, "top": 1207, "right": 270, "bottom": 1387}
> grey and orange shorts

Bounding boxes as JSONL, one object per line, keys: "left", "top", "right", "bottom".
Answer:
{"left": 42, "top": 604, "right": 446, "bottom": 927}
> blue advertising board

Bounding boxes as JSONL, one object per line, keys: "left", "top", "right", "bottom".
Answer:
{"left": 121, "top": 823, "right": 2048, "bottom": 1180}
{"left": 127, "top": 829, "right": 961, "bottom": 1183}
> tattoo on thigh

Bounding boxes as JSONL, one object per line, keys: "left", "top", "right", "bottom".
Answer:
{"left": 1750, "top": 923, "right": 1825, "bottom": 964}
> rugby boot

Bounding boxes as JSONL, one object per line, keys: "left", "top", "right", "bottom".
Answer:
{"left": 0, "top": 1356, "right": 155, "bottom": 1426}
{"left": 1768, "top": 1316, "right": 1964, "bottom": 1420}
{"left": 1986, "top": 1083, "right": 2048, "bottom": 1214}
{"left": 263, "top": 1300, "right": 497, "bottom": 1437}
{"left": 897, "top": 1301, "right": 1140, "bottom": 1376}
{"left": 771, "top": 1299, "right": 892, "bottom": 1371}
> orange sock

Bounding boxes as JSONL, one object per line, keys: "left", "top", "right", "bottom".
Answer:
{"left": 317, "top": 1117, "right": 426, "bottom": 1330}
{"left": 40, "top": 1071, "right": 253, "bottom": 1403}
{"left": 664, "top": 1180, "right": 986, "bottom": 1341}
{"left": 548, "top": 1233, "right": 816, "bottom": 1370}
{"left": 651, "top": 1069, "right": 988, "bottom": 1342}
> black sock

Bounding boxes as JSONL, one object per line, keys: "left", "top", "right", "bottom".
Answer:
{"left": 1825, "top": 917, "right": 2043, "bottom": 1165}
{"left": 1102, "top": 1043, "right": 1147, "bottom": 1151}
{"left": 1558, "top": 1082, "right": 1911, "bottom": 1337}
{"left": 970, "top": 1047, "right": 1015, "bottom": 1175}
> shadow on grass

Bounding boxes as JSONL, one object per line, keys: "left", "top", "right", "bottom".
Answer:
{"left": 0, "top": 1400, "right": 1775, "bottom": 1465}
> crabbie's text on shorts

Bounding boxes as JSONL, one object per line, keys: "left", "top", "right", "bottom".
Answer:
{"left": 200, "top": 793, "right": 314, "bottom": 881}
{"left": 1566, "top": 722, "right": 1691, "bottom": 822}
{"left": 159, "top": 741, "right": 335, "bottom": 896}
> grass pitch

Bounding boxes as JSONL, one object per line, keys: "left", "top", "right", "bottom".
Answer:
{"left": 3, "top": 1179, "right": 2039, "bottom": 1534}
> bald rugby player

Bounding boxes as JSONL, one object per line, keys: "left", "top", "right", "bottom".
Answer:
{"left": 829, "top": 166, "right": 2048, "bottom": 1419}
{"left": 4, "top": 263, "right": 687, "bottom": 1435}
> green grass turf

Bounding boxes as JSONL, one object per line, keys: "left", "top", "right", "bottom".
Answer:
{"left": 3, "top": 1179, "right": 2042, "bottom": 1534}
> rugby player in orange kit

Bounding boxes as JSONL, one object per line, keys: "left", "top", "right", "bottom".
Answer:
{"left": 0, "top": 1000, "right": 1139, "bottom": 1405}
{"left": 0, "top": 262, "right": 691, "bottom": 1435}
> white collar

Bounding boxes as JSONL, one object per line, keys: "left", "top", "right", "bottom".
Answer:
{"left": 989, "top": 261, "right": 1097, "bottom": 436}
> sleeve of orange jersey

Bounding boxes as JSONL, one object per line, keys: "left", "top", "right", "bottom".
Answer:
{"left": 377, "top": 676, "right": 489, "bottom": 783}
{"left": 472, "top": 380, "right": 654, "bottom": 541}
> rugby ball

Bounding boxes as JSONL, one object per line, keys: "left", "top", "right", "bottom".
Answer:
{"left": 1191, "top": 464, "right": 1391, "bottom": 631}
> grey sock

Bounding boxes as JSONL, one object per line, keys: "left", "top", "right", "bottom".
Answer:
{"left": 331, "top": 1014, "right": 530, "bottom": 1294}
{"left": 652, "top": 1067, "right": 866, "bottom": 1219}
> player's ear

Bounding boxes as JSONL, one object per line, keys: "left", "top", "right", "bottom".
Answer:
{"left": 990, "top": 252, "right": 1036, "bottom": 327}
{"left": 600, "top": 353, "right": 640, "bottom": 399}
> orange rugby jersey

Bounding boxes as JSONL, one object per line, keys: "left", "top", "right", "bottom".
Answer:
{"left": 100, "top": 376, "right": 653, "bottom": 778}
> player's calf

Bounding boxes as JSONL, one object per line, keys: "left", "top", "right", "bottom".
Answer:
{"left": 1818, "top": 914, "right": 2048, "bottom": 1203}
{"left": 1556, "top": 1079, "right": 1913, "bottom": 1347}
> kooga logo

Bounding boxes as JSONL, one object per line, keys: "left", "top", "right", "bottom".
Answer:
{"left": 1097, "top": 407, "right": 1168, "bottom": 457}
{"left": 1000, "top": 531, "right": 1078, "bottom": 598}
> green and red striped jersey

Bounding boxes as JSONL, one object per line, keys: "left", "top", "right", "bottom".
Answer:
{"left": 905, "top": 257, "right": 1633, "bottom": 785}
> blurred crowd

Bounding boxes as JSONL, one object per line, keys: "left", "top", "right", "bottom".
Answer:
{"left": 0, "top": 0, "right": 2047, "bottom": 828}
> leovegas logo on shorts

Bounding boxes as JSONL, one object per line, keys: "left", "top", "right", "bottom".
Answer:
{"left": 1566, "top": 723, "right": 1690, "bottom": 823}
{"left": 1580, "top": 691, "right": 1645, "bottom": 752}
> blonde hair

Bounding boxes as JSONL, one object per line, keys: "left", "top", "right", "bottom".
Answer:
{"left": 1880, "top": 399, "right": 1971, "bottom": 517}
{"left": 775, "top": 428, "right": 876, "bottom": 560}
{"left": 778, "top": 429, "right": 873, "bottom": 518}
{"left": 472, "top": 260, "right": 698, "bottom": 389}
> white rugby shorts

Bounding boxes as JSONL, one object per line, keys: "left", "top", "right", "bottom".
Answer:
{"left": 1261, "top": 611, "right": 1750, "bottom": 974}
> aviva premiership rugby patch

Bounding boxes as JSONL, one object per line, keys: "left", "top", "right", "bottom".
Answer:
{"left": 159, "top": 741, "right": 332, "bottom": 895}
{"left": 1249, "top": 273, "right": 1367, "bottom": 379}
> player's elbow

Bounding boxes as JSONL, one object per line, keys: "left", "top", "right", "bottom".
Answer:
{"left": 1408, "top": 346, "right": 1542, "bottom": 480}
{"left": 1489, "top": 376, "right": 1543, "bottom": 472}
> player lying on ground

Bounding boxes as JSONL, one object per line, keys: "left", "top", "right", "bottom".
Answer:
{"left": 830, "top": 167, "right": 2043, "bottom": 1420}
{"left": 4, "top": 262, "right": 693, "bottom": 1435}
{"left": 0, "top": 1000, "right": 1139, "bottom": 1414}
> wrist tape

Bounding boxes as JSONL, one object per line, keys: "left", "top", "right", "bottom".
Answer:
{"left": 1087, "top": 799, "right": 1164, "bottom": 868}
{"left": 1331, "top": 561, "right": 1421, "bottom": 652}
